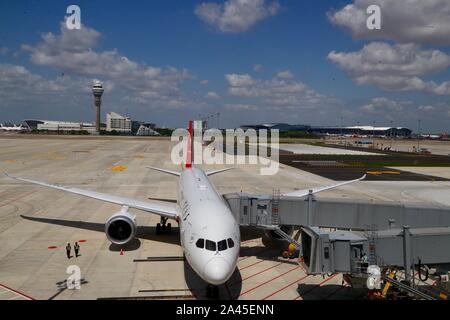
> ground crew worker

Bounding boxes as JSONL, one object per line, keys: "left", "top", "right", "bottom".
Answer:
{"left": 66, "top": 243, "right": 71, "bottom": 259}
{"left": 74, "top": 242, "right": 80, "bottom": 258}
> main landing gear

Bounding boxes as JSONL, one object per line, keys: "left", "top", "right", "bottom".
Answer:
{"left": 206, "top": 285, "right": 219, "bottom": 299}
{"left": 155, "top": 217, "right": 172, "bottom": 235}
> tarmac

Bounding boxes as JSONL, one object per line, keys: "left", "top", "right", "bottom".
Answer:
{"left": 1, "top": 135, "right": 450, "bottom": 300}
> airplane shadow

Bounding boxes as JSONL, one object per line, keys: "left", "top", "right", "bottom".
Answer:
{"left": 183, "top": 258, "right": 242, "bottom": 300}
{"left": 296, "top": 283, "right": 367, "bottom": 300}
{"left": 20, "top": 215, "right": 181, "bottom": 252}
{"left": 240, "top": 226, "right": 265, "bottom": 242}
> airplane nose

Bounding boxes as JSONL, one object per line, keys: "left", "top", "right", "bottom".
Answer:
{"left": 203, "top": 258, "right": 232, "bottom": 285}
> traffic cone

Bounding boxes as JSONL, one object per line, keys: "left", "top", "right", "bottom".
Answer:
{"left": 120, "top": 249, "right": 124, "bottom": 256}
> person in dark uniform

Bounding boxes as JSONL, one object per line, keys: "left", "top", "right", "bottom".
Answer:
{"left": 66, "top": 243, "right": 71, "bottom": 259}
{"left": 74, "top": 242, "right": 80, "bottom": 258}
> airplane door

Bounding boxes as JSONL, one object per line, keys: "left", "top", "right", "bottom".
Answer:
{"left": 255, "top": 200, "right": 270, "bottom": 226}
{"left": 239, "top": 197, "right": 250, "bottom": 226}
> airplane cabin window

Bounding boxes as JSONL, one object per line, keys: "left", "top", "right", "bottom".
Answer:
{"left": 218, "top": 239, "right": 227, "bottom": 251}
{"left": 205, "top": 240, "right": 216, "bottom": 251}
{"left": 227, "top": 238, "right": 235, "bottom": 248}
{"left": 196, "top": 238, "right": 205, "bottom": 249}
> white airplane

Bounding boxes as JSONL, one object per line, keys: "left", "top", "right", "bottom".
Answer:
{"left": 4, "top": 120, "right": 365, "bottom": 297}
{"left": 0, "top": 124, "right": 26, "bottom": 132}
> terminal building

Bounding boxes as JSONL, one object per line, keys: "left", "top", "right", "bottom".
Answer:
{"left": 21, "top": 119, "right": 100, "bottom": 134}
{"left": 241, "top": 123, "right": 311, "bottom": 132}
{"left": 309, "top": 126, "right": 412, "bottom": 137}
{"left": 106, "top": 112, "right": 132, "bottom": 134}
{"left": 240, "top": 123, "right": 412, "bottom": 138}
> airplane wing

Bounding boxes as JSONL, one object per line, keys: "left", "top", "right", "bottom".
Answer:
{"left": 4, "top": 172, "right": 179, "bottom": 219}
{"left": 282, "top": 174, "right": 366, "bottom": 198}
{"left": 146, "top": 166, "right": 181, "bottom": 177}
{"left": 205, "top": 167, "right": 234, "bottom": 176}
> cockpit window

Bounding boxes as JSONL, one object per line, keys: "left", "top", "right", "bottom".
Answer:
{"left": 227, "top": 238, "right": 235, "bottom": 248}
{"left": 218, "top": 239, "right": 227, "bottom": 251}
{"left": 205, "top": 240, "right": 216, "bottom": 251}
{"left": 196, "top": 238, "right": 205, "bottom": 249}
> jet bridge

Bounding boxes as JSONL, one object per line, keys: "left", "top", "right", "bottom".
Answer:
{"left": 224, "top": 191, "right": 450, "bottom": 296}
{"left": 224, "top": 192, "right": 450, "bottom": 231}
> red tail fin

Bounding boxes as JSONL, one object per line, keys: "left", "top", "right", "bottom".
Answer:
{"left": 186, "top": 120, "right": 193, "bottom": 168}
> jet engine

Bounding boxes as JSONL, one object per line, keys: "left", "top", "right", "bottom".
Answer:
{"left": 105, "top": 208, "right": 137, "bottom": 245}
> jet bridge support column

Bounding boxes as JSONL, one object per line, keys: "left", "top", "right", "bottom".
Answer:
{"left": 306, "top": 189, "right": 315, "bottom": 227}
{"left": 403, "top": 226, "right": 412, "bottom": 284}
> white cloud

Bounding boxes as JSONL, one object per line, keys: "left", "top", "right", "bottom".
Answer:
{"left": 206, "top": 91, "right": 220, "bottom": 99}
{"left": 418, "top": 105, "right": 436, "bottom": 112}
{"left": 253, "top": 64, "right": 264, "bottom": 72}
{"left": 195, "top": 0, "right": 280, "bottom": 33}
{"left": 276, "top": 70, "right": 294, "bottom": 79}
{"left": 361, "top": 97, "right": 412, "bottom": 113}
{"left": 20, "top": 22, "right": 195, "bottom": 107}
{"left": 200, "top": 79, "right": 209, "bottom": 85}
{"left": 225, "top": 72, "right": 335, "bottom": 109}
{"left": 328, "top": 0, "right": 450, "bottom": 45}
{"left": 225, "top": 103, "right": 258, "bottom": 111}
{"left": 328, "top": 42, "right": 450, "bottom": 95}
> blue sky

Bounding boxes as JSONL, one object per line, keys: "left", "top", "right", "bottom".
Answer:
{"left": 0, "top": 0, "right": 449, "bottom": 132}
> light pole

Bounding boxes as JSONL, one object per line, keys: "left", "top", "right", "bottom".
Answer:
{"left": 372, "top": 121, "right": 376, "bottom": 148}
{"left": 92, "top": 80, "right": 104, "bottom": 134}
{"left": 417, "top": 119, "right": 421, "bottom": 151}
{"left": 390, "top": 120, "right": 393, "bottom": 149}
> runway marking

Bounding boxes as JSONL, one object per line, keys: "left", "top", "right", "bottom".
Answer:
{"left": 238, "top": 265, "right": 300, "bottom": 298}
{"left": 0, "top": 283, "right": 34, "bottom": 300}
{"left": 111, "top": 165, "right": 128, "bottom": 172}
{"left": 293, "top": 273, "right": 340, "bottom": 300}
{"left": 231, "top": 262, "right": 284, "bottom": 288}
{"left": 262, "top": 274, "right": 311, "bottom": 300}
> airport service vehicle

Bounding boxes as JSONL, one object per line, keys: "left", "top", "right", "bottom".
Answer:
{"left": 4, "top": 121, "right": 365, "bottom": 295}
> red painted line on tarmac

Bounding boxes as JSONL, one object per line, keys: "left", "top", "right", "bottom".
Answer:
{"left": 239, "top": 265, "right": 300, "bottom": 298}
{"left": 78, "top": 240, "right": 87, "bottom": 243}
{"left": 239, "top": 259, "right": 265, "bottom": 271}
{"left": 293, "top": 273, "right": 340, "bottom": 300}
{"left": 47, "top": 246, "right": 58, "bottom": 250}
{"left": 262, "top": 274, "right": 311, "bottom": 300}
{"left": 242, "top": 262, "right": 284, "bottom": 282}
{"left": 0, "top": 191, "right": 36, "bottom": 209}
{"left": 229, "top": 262, "right": 284, "bottom": 288}
{"left": 0, "top": 283, "right": 34, "bottom": 300}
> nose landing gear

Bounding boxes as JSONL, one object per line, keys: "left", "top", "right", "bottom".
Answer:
{"left": 155, "top": 217, "right": 172, "bottom": 235}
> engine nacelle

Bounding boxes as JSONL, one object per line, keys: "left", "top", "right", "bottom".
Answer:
{"left": 105, "top": 207, "right": 137, "bottom": 245}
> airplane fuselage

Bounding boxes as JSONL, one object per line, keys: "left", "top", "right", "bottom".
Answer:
{"left": 178, "top": 167, "right": 240, "bottom": 285}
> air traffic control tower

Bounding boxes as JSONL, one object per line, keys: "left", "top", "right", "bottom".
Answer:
{"left": 92, "top": 80, "right": 104, "bottom": 134}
